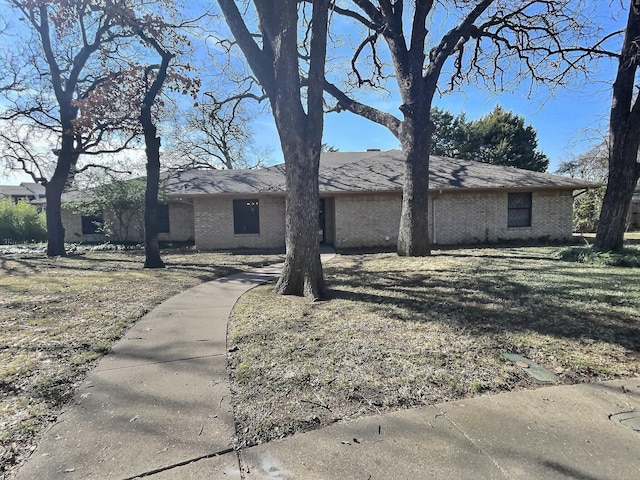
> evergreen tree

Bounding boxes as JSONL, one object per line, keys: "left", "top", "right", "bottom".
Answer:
{"left": 431, "top": 106, "right": 549, "bottom": 172}
{"left": 430, "top": 107, "right": 463, "bottom": 158}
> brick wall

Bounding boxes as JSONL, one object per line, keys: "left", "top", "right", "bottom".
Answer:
{"left": 333, "top": 189, "right": 574, "bottom": 248}
{"left": 62, "top": 201, "right": 195, "bottom": 243}
{"left": 62, "top": 208, "right": 104, "bottom": 243}
{"left": 193, "top": 195, "right": 285, "bottom": 250}
{"left": 430, "top": 190, "right": 573, "bottom": 244}
{"left": 334, "top": 193, "right": 401, "bottom": 248}
{"left": 63, "top": 189, "right": 574, "bottom": 248}
{"left": 160, "top": 202, "right": 194, "bottom": 242}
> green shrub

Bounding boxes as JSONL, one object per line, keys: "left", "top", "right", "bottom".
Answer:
{"left": 573, "top": 187, "right": 605, "bottom": 233}
{"left": 0, "top": 200, "right": 47, "bottom": 244}
{"left": 556, "top": 245, "right": 640, "bottom": 267}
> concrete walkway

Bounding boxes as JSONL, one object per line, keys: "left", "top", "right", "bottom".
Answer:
{"left": 14, "top": 264, "right": 284, "bottom": 480}
{"left": 13, "top": 260, "right": 640, "bottom": 480}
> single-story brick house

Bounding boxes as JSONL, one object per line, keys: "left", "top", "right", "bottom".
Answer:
{"left": 62, "top": 150, "right": 598, "bottom": 249}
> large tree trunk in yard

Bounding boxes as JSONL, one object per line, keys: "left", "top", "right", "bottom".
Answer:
{"left": 269, "top": 0, "right": 327, "bottom": 299}
{"left": 274, "top": 142, "right": 324, "bottom": 298}
{"left": 397, "top": 105, "right": 433, "bottom": 256}
{"left": 218, "top": 0, "right": 328, "bottom": 298}
{"left": 45, "top": 132, "right": 77, "bottom": 257}
{"left": 595, "top": 149, "right": 640, "bottom": 251}
{"left": 45, "top": 176, "right": 67, "bottom": 257}
{"left": 138, "top": 44, "right": 173, "bottom": 269}
{"left": 595, "top": 1, "right": 640, "bottom": 251}
{"left": 140, "top": 86, "right": 165, "bottom": 269}
{"left": 141, "top": 123, "right": 165, "bottom": 269}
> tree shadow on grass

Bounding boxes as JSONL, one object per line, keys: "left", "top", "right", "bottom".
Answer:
{"left": 325, "top": 253, "right": 640, "bottom": 354}
{"left": 0, "top": 255, "right": 41, "bottom": 275}
{"left": 0, "top": 252, "right": 281, "bottom": 283}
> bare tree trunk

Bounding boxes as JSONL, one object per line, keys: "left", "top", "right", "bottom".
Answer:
{"left": 142, "top": 125, "right": 165, "bottom": 268}
{"left": 274, "top": 142, "right": 324, "bottom": 297}
{"left": 45, "top": 176, "right": 67, "bottom": 257}
{"left": 271, "top": 0, "right": 326, "bottom": 297}
{"left": 136, "top": 37, "right": 174, "bottom": 269}
{"left": 595, "top": 1, "right": 640, "bottom": 251}
{"left": 218, "top": 0, "right": 328, "bottom": 298}
{"left": 397, "top": 108, "right": 433, "bottom": 256}
{"left": 595, "top": 146, "right": 640, "bottom": 250}
{"left": 45, "top": 129, "right": 76, "bottom": 257}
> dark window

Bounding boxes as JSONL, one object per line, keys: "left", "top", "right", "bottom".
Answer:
{"left": 81, "top": 214, "right": 104, "bottom": 235}
{"left": 157, "top": 204, "right": 170, "bottom": 233}
{"left": 508, "top": 192, "right": 532, "bottom": 228}
{"left": 233, "top": 199, "right": 260, "bottom": 234}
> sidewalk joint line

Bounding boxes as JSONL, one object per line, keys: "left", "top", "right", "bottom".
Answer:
{"left": 95, "top": 354, "right": 225, "bottom": 372}
{"left": 436, "top": 407, "right": 514, "bottom": 480}
{"left": 121, "top": 447, "right": 236, "bottom": 480}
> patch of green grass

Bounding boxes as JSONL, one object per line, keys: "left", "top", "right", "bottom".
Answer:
{"left": 556, "top": 245, "right": 640, "bottom": 267}
{"left": 228, "top": 247, "right": 640, "bottom": 447}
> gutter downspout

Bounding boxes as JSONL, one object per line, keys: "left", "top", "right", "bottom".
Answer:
{"left": 433, "top": 194, "right": 436, "bottom": 245}
{"left": 433, "top": 190, "right": 443, "bottom": 245}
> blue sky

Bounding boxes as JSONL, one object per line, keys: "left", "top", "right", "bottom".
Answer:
{"left": 254, "top": 88, "right": 610, "bottom": 172}
{"left": 1, "top": 1, "right": 627, "bottom": 183}
{"left": 250, "top": 1, "right": 626, "bottom": 173}
{"left": 314, "top": 75, "right": 614, "bottom": 172}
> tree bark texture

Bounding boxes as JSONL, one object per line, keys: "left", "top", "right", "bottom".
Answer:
{"left": 142, "top": 124, "right": 165, "bottom": 269}
{"left": 595, "top": 0, "right": 640, "bottom": 251}
{"left": 45, "top": 107, "right": 78, "bottom": 257}
{"left": 397, "top": 109, "right": 433, "bottom": 256}
{"left": 45, "top": 173, "right": 67, "bottom": 257}
{"left": 274, "top": 140, "right": 325, "bottom": 298}
{"left": 139, "top": 47, "right": 173, "bottom": 269}
{"left": 218, "top": 0, "right": 328, "bottom": 298}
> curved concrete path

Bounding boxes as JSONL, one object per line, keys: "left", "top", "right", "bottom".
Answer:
{"left": 14, "top": 263, "right": 284, "bottom": 480}
{"left": 13, "top": 257, "right": 640, "bottom": 480}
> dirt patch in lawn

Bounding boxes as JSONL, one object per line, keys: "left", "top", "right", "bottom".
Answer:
{"left": 227, "top": 246, "right": 640, "bottom": 447}
{"left": 0, "top": 249, "right": 282, "bottom": 479}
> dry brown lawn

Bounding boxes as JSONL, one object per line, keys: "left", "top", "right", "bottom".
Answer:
{"left": 2, "top": 244, "right": 639, "bottom": 477}
{"left": 228, "top": 246, "right": 640, "bottom": 447}
{"left": 0, "top": 248, "right": 283, "bottom": 479}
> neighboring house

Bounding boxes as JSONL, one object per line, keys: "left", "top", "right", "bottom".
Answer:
{"left": 0, "top": 182, "right": 46, "bottom": 204}
{"left": 62, "top": 150, "right": 599, "bottom": 249}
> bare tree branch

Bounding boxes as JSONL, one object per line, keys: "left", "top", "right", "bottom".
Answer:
{"left": 323, "top": 79, "right": 400, "bottom": 137}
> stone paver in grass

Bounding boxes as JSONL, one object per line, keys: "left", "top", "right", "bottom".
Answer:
{"left": 503, "top": 353, "right": 559, "bottom": 383}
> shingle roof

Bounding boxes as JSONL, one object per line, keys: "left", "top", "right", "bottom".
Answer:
{"left": 0, "top": 182, "right": 46, "bottom": 201}
{"left": 20, "top": 182, "right": 46, "bottom": 196}
{"left": 0, "top": 185, "right": 34, "bottom": 197}
{"left": 163, "top": 164, "right": 286, "bottom": 195}
{"left": 166, "top": 150, "right": 598, "bottom": 196}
